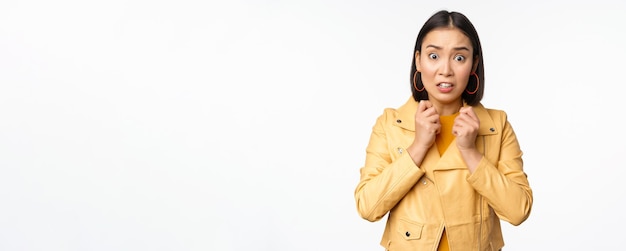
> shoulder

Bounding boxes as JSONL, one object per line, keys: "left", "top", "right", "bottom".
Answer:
{"left": 486, "top": 108, "right": 508, "bottom": 120}
{"left": 473, "top": 103, "right": 513, "bottom": 134}
{"left": 374, "top": 97, "right": 414, "bottom": 125}
{"left": 381, "top": 107, "right": 399, "bottom": 118}
{"left": 477, "top": 103, "right": 509, "bottom": 121}
{"left": 372, "top": 107, "right": 399, "bottom": 128}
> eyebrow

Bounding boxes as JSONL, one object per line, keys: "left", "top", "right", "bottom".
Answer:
{"left": 425, "top": 44, "right": 471, "bottom": 51}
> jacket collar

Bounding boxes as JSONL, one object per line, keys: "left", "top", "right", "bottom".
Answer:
{"left": 395, "top": 97, "right": 498, "bottom": 136}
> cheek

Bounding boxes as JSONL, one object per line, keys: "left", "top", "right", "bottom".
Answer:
{"left": 420, "top": 63, "right": 438, "bottom": 76}
{"left": 453, "top": 73, "right": 471, "bottom": 90}
{"left": 457, "top": 67, "right": 473, "bottom": 82}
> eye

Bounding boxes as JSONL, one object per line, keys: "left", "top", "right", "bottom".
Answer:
{"left": 454, "top": 55, "right": 466, "bottom": 61}
{"left": 428, "top": 53, "right": 438, "bottom": 60}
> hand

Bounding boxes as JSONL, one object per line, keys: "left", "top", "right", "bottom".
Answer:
{"left": 453, "top": 106, "right": 480, "bottom": 151}
{"left": 411, "top": 100, "right": 440, "bottom": 151}
{"left": 406, "top": 100, "right": 440, "bottom": 165}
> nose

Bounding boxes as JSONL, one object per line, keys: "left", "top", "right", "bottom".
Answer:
{"left": 439, "top": 59, "right": 453, "bottom": 77}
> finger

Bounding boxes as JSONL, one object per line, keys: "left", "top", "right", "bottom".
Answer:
{"left": 459, "top": 106, "right": 471, "bottom": 113}
{"left": 452, "top": 124, "right": 464, "bottom": 136}
{"left": 453, "top": 118, "right": 470, "bottom": 130}
{"left": 452, "top": 123, "right": 463, "bottom": 133}
{"left": 433, "top": 121, "right": 441, "bottom": 134}
{"left": 456, "top": 111, "right": 478, "bottom": 129}
{"left": 419, "top": 107, "right": 439, "bottom": 119}
{"left": 419, "top": 115, "right": 439, "bottom": 129}
{"left": 425, "top": 105, "right": 439, "bottom": 118}
{"left": 427, "top": 107, "right": 440, "bottom": 118}
{"left": 429, "top": 117, "right": 440, "bottom": 127}
{"left": 458, "top": 107, "right": 472, "bottom": 120}
{"left": 460, "top": 107, "right": 479, "bottom": 122}
{"left": 417, "top": 100, "right": 432, "bottom": 112}
{"left": 422, "top": 100, "right": 433, "bottom": 109}
{"left": 454, "top": 117, "right": 477, "bottom": 133}
{"left": 454, "top": 114, "right": 469, "bottom": 127}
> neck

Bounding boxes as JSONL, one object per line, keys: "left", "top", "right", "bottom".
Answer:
{"left": 432, "top": 99, "right": 463, "bottom": 116}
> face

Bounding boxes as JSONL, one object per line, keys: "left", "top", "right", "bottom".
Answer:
{"left": 415, "top": 27, "right": 477, "bottom": 107}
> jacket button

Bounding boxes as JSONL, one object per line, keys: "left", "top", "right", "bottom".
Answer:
{"left": 490, "top": 128, "right": 495, "bottom": 132}
{"left": 396, "top": 119, "right": 402, "bottom": 123}
{"left": 405, "top": 231, "right": 411, "bottom": 237}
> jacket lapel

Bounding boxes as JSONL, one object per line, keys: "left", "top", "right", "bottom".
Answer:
{"left": 393, "top": 98, "right": 498, "bottom": 136}
{"left": 393, "top": 97, "right": 498, "bottom": 172}
{"left": 471, "top": 103, "right": 498, "bottom": 136}
{"left": 434, "top": 103, "right": 498, "bottom": 171}
{"left": 394, "top": 97, "right": 418, "bottom": 132}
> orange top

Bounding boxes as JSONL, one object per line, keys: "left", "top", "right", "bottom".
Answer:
{"left": 436, "top": 112, "right": 458, "bottom": 155}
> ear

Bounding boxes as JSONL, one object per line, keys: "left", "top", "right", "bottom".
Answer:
{"left": 414, "top": 51, "right": 421, "bottom": 71}
{"left": 471, "top": 56, "right": 480, "bottom": 73}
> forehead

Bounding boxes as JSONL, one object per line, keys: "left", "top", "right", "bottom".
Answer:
{"left": 422, "top": 27, "right": 472, "bottom": 50}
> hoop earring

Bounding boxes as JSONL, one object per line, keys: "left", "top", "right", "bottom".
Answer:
{"left": 466, "top": 72, "right": 479, "bottom": 95}
{"left": 413, "top": 71, "right": 424, "bottom": 92}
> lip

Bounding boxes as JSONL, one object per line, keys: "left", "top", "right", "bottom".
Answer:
{"left": 437, "top": 82, "right": 454, "bottom": 93}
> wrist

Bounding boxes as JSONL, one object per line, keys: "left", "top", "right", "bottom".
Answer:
{"left": 407, "top": 144, "right": 429, "bottom": 166}
{"left": 458, "top": 148, "right": 482, "bottom": 172}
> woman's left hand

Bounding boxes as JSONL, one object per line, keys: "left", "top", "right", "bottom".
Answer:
{"left": 453, "top": 106, "right": 480, "bottom": 151}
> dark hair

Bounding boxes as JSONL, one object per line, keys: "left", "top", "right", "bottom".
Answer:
{"left": 410, "top": 10, "right": 484, "bottom": 105}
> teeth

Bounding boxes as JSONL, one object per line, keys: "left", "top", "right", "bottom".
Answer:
{"left": 439, "top": 83, "right": 452, "bottom": 88}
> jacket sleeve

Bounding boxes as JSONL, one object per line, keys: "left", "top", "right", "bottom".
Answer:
{"left": 467, "top": 112, "right": 533, "bottom": 226}
{"left": 354, "top": 109, "right": 425, "bottom": 222}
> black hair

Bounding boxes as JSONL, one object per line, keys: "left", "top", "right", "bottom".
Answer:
{"left": 410, "top": 10, "right": 484, "bottom": 105}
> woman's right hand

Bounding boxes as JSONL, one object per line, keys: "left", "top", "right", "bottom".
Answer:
{"left": 407, "top": 100, "right": 440, "bottom": 165}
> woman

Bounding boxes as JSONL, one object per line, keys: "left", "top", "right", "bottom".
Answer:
{"left": 354, "top": 10, "right": 533, "bottom": 251}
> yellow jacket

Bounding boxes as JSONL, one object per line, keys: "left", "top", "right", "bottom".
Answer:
{"left": 355, "top": 97, "right": 533, "bottom": 251}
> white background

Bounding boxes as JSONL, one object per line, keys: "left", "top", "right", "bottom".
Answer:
{"left": 1, "top": 0, "right": 625, "bottom": 250}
